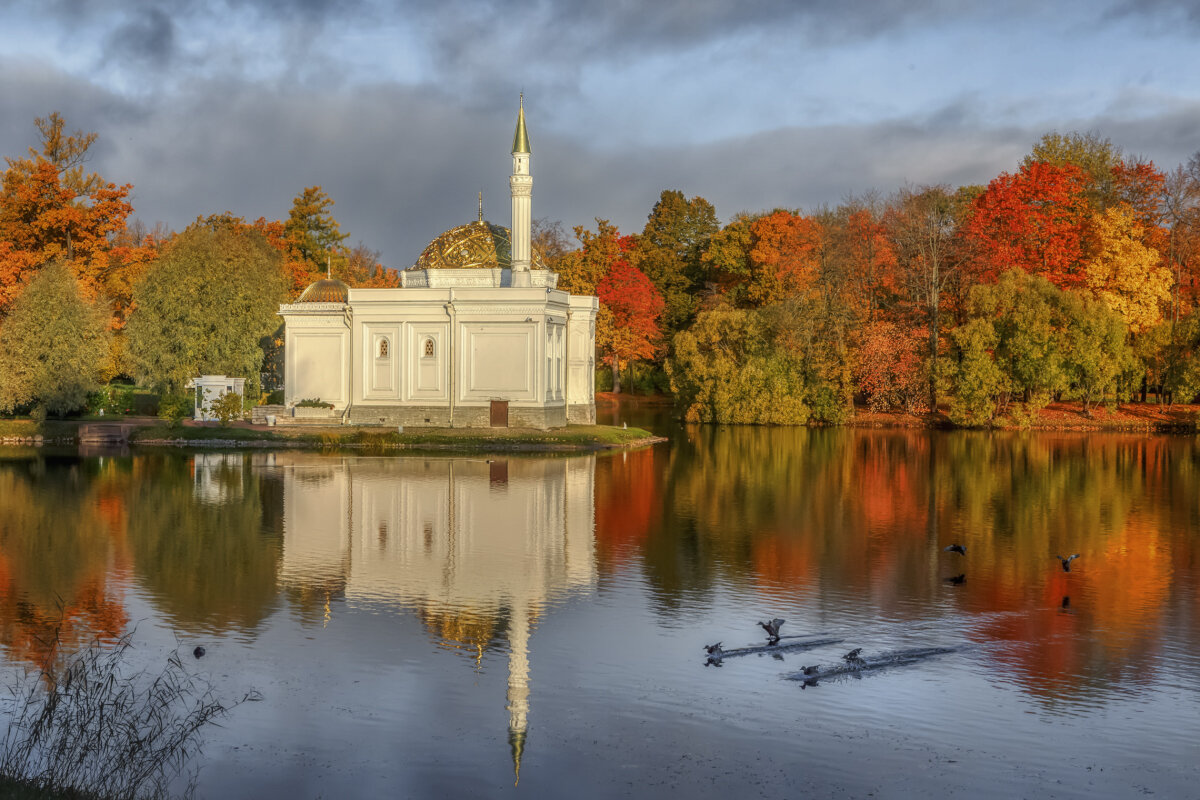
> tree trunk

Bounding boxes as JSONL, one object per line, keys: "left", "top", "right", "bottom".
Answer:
{"left": 611, "top": 355, "right": 622, "bottom": 394}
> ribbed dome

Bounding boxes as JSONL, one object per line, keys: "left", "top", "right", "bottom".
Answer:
{"left": 410, "top": 220, "right": 546, "bottom": 271}
{"left": 296, "top": 277, "right": 350, "bottom": 303}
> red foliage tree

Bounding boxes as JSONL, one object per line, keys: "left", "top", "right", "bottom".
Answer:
{"left": 965, "top": 162, "right": 1091, "bottom": 289}
{"left": 596, "top": 237, "right": 665, "bottom": 372}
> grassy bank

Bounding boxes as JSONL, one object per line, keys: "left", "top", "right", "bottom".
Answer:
{"left": 850, "top": 401, "right": 1200, "bottom": 432}
{"left": 130, "top": 423, "right": 663, "bottom": 451}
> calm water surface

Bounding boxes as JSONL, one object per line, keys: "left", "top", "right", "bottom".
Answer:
{"left": 0, "top": 412, "right": 1198, "bottom": 798}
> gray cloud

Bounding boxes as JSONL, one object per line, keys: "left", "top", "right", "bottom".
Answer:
{"left": 103, "top": 7, "right": 176, "bottom": 68}
{"left": 4, "top": 48, "right": 1200, "bottom": 271}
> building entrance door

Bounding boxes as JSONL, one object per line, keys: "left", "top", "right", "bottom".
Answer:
{"left": 490, "top": 400, "right": 509, "bottom": 427}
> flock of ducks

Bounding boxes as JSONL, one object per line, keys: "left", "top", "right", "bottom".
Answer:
{"left": 704, "top": 545, "right": 1083, "bottom": 685}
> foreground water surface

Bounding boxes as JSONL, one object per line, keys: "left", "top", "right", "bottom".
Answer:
{"left": 0, "top": 411, "right": 1198, "bottom": 798}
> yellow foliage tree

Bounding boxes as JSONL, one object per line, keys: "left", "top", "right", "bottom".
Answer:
{"left": 1085, "top": 205, "right": 1171, "bottom": 333}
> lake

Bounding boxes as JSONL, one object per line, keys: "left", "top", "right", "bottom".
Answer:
{"left": 0, "top": 410, "right": 1197, "bottom": 798}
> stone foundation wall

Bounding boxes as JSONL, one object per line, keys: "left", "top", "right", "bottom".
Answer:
{"left": 567, "top": 404, "right": 596, "bottom": 425}
{"left": 347, "top": 404, "right": 567, "bottom": 430}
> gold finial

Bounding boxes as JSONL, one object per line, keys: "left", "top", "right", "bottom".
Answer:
{"left": 512, "top": 94, "right": 531, "bottom": 154}
{"left": 326, "top": 254, "right": 331, "bottom": 280}
{"left": 478, "top": 191, "right": 483, "bottom": 222}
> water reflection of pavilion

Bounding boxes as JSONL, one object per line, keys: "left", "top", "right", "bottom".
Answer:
{"left": 275, "top": 452, "right": 596, "bottom": 781}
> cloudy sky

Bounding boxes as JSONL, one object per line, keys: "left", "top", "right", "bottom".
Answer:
{"left": 2, "top": 0, "right": 1198, "bottom": 267}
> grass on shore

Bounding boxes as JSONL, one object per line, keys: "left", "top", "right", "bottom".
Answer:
{"left": 128, "top": 423, "right": 660, "bottom": 450}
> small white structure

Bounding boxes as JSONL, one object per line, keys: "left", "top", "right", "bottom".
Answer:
{"left": 278, "top": 98, "right": 598, "bottom": 429}
{"left": 188, "top": 375, "right": 246, "bottom": 421}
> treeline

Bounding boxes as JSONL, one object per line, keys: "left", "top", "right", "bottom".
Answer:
{"left": 0, "top": 113, "right": 396, "bottom": 417}
{"left": 543, "top": 132, "right": 1200, "bottom": 424}
{"left": 2, "top": 113, "right": 1200, "bottom": 425}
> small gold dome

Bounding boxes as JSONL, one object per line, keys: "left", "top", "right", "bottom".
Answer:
{"left": 297, "top": 277, "right": 350, "bottom": 303}
{"left": 411, "top": 220, "right": 546, "bottom": 271}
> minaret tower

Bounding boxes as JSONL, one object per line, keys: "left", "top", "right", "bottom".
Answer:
{"left": 510, "top": 94, "right": 533, "bottom": 288}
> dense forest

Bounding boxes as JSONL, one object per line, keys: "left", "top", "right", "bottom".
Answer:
{"left": 1, "top": 113, "right": 1198, "bottom": 425}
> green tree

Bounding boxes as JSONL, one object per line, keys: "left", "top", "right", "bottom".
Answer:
{"left": 1060, "top": 291, "right": 1132, "bottom": 414}
{"left": 637, "top": 190, "right": 719, "bottom": 342}
{"left": 967, "top": 269, "right": 1069, "bottom": 406}
{"left": 947, "top": 317, "right": 1003, "bottom": 427}
{"left": 284, "top": 186, "right": 349, "bottom": 278}
{"left": 127, "top": 221, "right": 288, "bottom": 398}
{"left": 667, "top": 297, "right": 852, "bottom": 425}
{"left": 0, "top": 260, "right": 110, "bottom": 416}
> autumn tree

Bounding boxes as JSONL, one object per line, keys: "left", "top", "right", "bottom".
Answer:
{"left": 887, "top": 185, "right": 972, "bottom": 408}
{"left": 1084, "top": 205, "right": 1171, "bottom": 333}
{"left": 127, "top": 220, "right": 289, "bottom": 398}
{"left": 636, "top": 190, "right": 719, "bottom": 342}
{"left": 853, "top": 320, "right": 928, "bottom": 413}
{"left": 0, "top": 114, "right": 136, "bottom": 319}
{"left": 0, "top": 261, "right": 111, "bottom": 416}
{"left": 841, "top": 199, "right": 898, "bottom": 320}
{"left": 595, "top": 245, "right": 664, "bottom": 392}
{"left": 965, "top": 162, "right": 1091, "bottom": 288}
{"left": 744, "top": 210, "right": 821, "bottom": 305}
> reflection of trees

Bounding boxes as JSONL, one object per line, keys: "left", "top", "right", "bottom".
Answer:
{"left": 0, "top": 458, "right": 130, "bottom": 671}
{"left": 126, "top": 455, "right": 283, "bottom": 632}
{"left": 594, "top": 448, "right": 665, "bottom": 568}
{"left": 631, "top": 427, "right": 1199, "bottom": 699}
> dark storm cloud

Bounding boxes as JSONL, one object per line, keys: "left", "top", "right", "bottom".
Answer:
{"left": 5, "top": 58, "right": 1200, "bottom": 269}
{"left": 103, "top": 7, "right": 177, "bottom": 68}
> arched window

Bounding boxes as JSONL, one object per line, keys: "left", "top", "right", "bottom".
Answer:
{"left": 423, "top": 338, "right": 435, "bottom": 358}
{"left": 378, "top": 338, "right": 389, "bottom": 358}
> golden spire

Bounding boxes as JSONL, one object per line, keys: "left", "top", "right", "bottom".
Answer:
{"left": 478, "top": 191, "right": 484, "bottom": 222}
{"left": 511, "top": 94, "right": 531, "bottom": 154}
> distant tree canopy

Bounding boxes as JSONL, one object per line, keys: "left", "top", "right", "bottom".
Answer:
{"left": 0, "top": 260, "right": 111, "bottom": 416}
{"left": 126, "top": 220, "right": 288, "bottom": 397}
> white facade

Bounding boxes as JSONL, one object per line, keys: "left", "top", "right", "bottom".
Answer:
{"left": 188, "top": 375, "right": 246, "bottom": 421}
{"left": 278, "top": 100, "right": 597, "bottom": 429}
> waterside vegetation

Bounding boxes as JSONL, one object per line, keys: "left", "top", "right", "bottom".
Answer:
{"left": 2, "top": 115, "right": 1200, "bottom": 429}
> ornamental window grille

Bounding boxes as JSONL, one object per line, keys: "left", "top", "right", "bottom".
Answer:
{"left": 378, "top": 338, "right": 389, "bottom": 359}
{"left": 423, "top": 338, "right": 435, "bottom": 358}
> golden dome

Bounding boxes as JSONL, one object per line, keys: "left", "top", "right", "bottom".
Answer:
{"left": 411, "top": 220, "right": 546, "bottom": 271}
{"left": 296, "top": 277, "right": 350, "bottom": 303}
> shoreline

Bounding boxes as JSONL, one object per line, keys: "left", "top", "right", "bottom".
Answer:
{"left": 0, "top": 419, "right": 665, "bottom": 453}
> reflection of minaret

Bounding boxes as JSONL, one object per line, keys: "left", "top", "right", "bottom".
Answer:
{"left": 276, "top": 452, "right": 596, "bottom": 780}
{"left": 507, "top": 602, "right": 531, "bottom": 785}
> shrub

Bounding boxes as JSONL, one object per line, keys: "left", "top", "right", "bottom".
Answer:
{"left": 211, "top": 391, "right": 244, "bottom": 426}
{"left": 295, "top": 398, "right": 333, "bottom": 409}
{"left": 157, "top": 393, "right": 193, "bottom": 426}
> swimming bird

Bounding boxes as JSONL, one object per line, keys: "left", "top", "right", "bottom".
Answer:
{"left": 193, "top": 646, "right": 206, "bottom": 659}
{"left": 801, "top": 665, "right": 820, "bottom": 676}
{"left": 704, "top": 642, "right": 723, "bottom": 656}
{"left": 843, "top": 648, "right": 865, "bottom": 666}
{"left": 945, "top": 573, "right": 966, "bottom": 585}
{"left": 758, "top": 618, "right": 785, "bottom": 642}
{"left": 1056, "top": 554, "right": 1080, "bottom": 572}
{"left": 943, "top": 544, "right": 966, "bottom": 556}
{"left": 1061, "top": 595, "right": 1070, "bottom": 609}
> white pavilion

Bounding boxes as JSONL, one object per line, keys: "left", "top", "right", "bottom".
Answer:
{"left": 278, "top": 99, "right": 598, "bottom": 429}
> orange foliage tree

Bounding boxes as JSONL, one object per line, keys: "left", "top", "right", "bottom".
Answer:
{"left": 965, "top": 162, "right": 1091, "bottom": 289}
{"left": 746, "top": 210, "right": 821, "bottom": 304}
